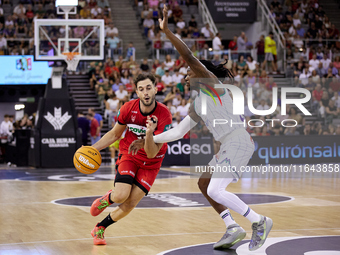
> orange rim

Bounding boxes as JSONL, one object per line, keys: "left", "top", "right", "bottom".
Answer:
{"left": 62, "top": 52, "right": 81, "bottom": 60}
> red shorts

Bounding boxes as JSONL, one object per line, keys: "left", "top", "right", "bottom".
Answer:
{"left": 115, "top": 154, "right": 161, "bottom": 194}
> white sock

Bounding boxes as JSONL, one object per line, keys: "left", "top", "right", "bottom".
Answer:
{"left": 220, "top": 209, "right": 236, "bottom": 227}
{"left": 243, "top": 207, "right": 261, "bottom": 223}
{"left": 111, "top": 158, "right": 115, "bottom": 165}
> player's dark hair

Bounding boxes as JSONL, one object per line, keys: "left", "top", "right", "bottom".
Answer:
{"left": 199, "top": 59, "right": 234, "bottom": 82}
{"left": 134, "top": 73, "right": 156, "bottom": 87}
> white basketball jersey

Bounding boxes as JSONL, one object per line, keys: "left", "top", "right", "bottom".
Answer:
{"left": 194, "top": 88, "right": 246, "bottom": 142}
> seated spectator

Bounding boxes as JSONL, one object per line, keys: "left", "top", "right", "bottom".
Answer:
{"left": 80, "top": 4, "right": 91, "bottom": 19}
{"left": 164, "top": 54, "right": 175, "bottom": 70}
{"left": 310, "top": 70, "right": 320, "bottom": 84}
{"left": 321, "top": 54, "right": 331, "bottom": 70}
{"left": 256, "top": 99, "right": 269, "bottom": 112}
{"left": 121, "top": 71, "right": 130, "bottom": 85}
{"left": 174, "top": 55, "right": 185, "bottom": 70}
{"left": 316, "top": 48, "right": 324, "bottom": 60}
{"left": 97, "top": 0, "right": 109, "bottom": 9}
{"left": 156, "top": 62, "right": 166, "bottom": 76}
{"left": 201, "top": 23, "right": 214, "bottom": 39}
{"left": 143, "top": 13, "right": 154, "bottom": 36}
{"left": 161, "top": 69, "right": 174, "bottom": 87}
{"left": 13, "top": 3, "right": 26, "bottom": 16}
{"left": 140, "top": 58, "right": 150, "bottom": 72}
{"left": 188, "top": 15, "right": 197, "bottom": 32}
{"left": 284, "top": 125, "right": 300, "bottom": 135}
{"left": 246, "top": 55, "right": 257, "bottom": 71}
{"left": 333, "top": 56, "right": 340, "bottom": 73}
{"left": 126, "top": 42, "right": 135, "bottom": 59}
{"left": 172, "top": 69, "right": 184, "bottom": 84}
{"left": 236, "top": 55, "right": 247, "bottom": 73}
{"left": 105, "top": 22, "right": 119, "bottom": 37}
{"left": 176, "top": 99, "right": 189, "bottom": 119}
{"left": 326, "top": 100, "right": 340, "bottom": 124}
{"left": 332, "top": 91, "right": 340, "bottom": 108}
{"left": 116, "top": 84, "right": 128, "bottom": 103}
{"left": 307, "top": 22, "right": 318, "bottom": 39}
{"left": 91, "top": 4, "right": 102, "bottom": 18}
{"left": 125, "top": 77, "right": 136, "bottom": 96}
{"left": 176, "top": 17, "right": 185, "bottom": 29}
{"left": 105, "top": 92, "right": 119, "bottom": 127}
{"left": 289, "top": 107, "right": 303, "bottom": 124}
{"left": 172, "top": 4, "right": 183, "bottom": 23}
{"left": 319, "top": 90, "right": 330, "bottom": 117}
{"left": 315, "top": 62, "right": 327, "bottom": 78}
{"left": 329, "top": 62, "right": 338, "bottom": 76}
{"left": 309, "top": 54, "right": 319, "bottom": 71}
{"left": 328, "top": 23, "right": 339, "bottom": 39}
{"left": 329, "top": 77, "right": 340, "bottom": 92}
{"left": 299, "top": 68, "right": 311, "bottom": 86}
{"left": 111, "top": 78, "right": 123, "bottom": 92}
{"left": 155, "top": 76, "right": 166, "bottom": 95}
{"left": 265, "top": 77, "right": 277, "bottom": 91}
{"left": 247, "top": 70, "right": 259, "bottom": 90}
{"left": 296, "top": 23, "right": 305, "bottom": 38}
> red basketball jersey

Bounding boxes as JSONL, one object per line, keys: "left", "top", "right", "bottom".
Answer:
{"left": 117, "top": 99, "right": 172, "bottom": 166}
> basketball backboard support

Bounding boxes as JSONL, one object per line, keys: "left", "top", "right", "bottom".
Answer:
{"left": 34, "top": 19, "right": 105, "bottom": 62}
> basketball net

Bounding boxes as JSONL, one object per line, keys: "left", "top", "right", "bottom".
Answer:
{"left": 62, "top": 52, "right": 81, "bottom": 71}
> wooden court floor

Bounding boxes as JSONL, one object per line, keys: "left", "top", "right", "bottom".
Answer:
{"left": 0, "top": 165, "right": 339, "bottom": 255}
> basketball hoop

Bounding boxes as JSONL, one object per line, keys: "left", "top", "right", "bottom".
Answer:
{"left": 62, "top": 52, "right": 81, "bottom": 71}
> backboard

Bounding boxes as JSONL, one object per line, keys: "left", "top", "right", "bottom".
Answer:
{"left": 34, "top": 19, "right": 105, "bottom": 62}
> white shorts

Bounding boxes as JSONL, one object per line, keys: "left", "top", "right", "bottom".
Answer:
{"left": 208, "top": 129, "right": 255, "bottom": 182}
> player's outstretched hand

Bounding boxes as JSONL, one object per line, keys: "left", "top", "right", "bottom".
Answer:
{"left": 128, "top": 139, "right": 145, "bottom": 155}
{"left": 146, "top": 115, "right": 158, "bottom": 134}
{"left": 158, "top": 5, "right": 168, "bottom": 31}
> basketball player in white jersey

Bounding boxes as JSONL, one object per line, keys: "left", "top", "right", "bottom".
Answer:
{"left": 129, "top": 5, "right": 273, "bottom": 251}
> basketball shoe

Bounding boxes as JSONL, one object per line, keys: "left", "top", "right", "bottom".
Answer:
{"left": 213, "top": 224, "right": 246, "bottom": 249}
{"left": 249, "top": 215, "right": 273, "bottom": 251}
{"left": 90, "top": 189, "right": 113, "bottom": 216}
{"left": 91, "top": 224, "right": 106, "bottom": 245}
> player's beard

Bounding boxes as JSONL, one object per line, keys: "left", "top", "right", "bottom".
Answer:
{"left": 141, "top": 94, "right": 156, "bottom": 107}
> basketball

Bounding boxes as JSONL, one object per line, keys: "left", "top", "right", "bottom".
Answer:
{"left": 73, "top": 146, "right": 102, "bottom": 174}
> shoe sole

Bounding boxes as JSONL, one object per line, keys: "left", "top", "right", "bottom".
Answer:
{"left": 249, "top": 217, "right": 273, "bottom": 251}
{"left": 213, "top": 231, "right": 246, "bottom": 250}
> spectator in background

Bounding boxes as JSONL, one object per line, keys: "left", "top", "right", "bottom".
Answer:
{"left": 91, "top": 3, "right": 102, "bottom": 18}
{"left": 126, "top": 42, "right": 135, "bottom": 59}
{"left": 316, "top": 48, "right": 324, "bottom": 60}
{"left": 265, "top": 77, "right": 277, "bottom": 91}
{"left": 329, "top": 62, "right": 339, "bottom": 76}
{"left": 80, "top": 4, "right": 91, "bottom": 19}
{"left": 143, "top": 13, "right": 154, "bottom": 36}
{"left": 284, "top": 125, "right": 300, "bottom": 135}
{"left": 201, "top": 23, "right": 213, "bottom": 38}
{"left": 26, "top": 5, "right": 34, "bottom": 23}
{"left": 156, "top": 62, "right": 166, "bottom": 76}
{"left": 176, "top": 99, "right": 189, "bottom": 119}
{"left": 309, "top": 54, "right": 319, "bottom": 71}
{"left": 315, "top": 62, "right": 327, "bottom": 78}
{"left": 212, "top": 32, "right": 223, "bottom": 54}
{"left": 111, "top": 78, "right": 123, "bottom": 92}
{"left": 237, "top": 31, "right": 246, "bottom": 57}
{"left": 86, "top": 112, "right": 100, "bottom": 145}
{"left": 307, "top": 22, "right": 318, "bottom": 39}
{"left": 321, "top": 54, "right": 331, "bottom": 70}
{"left": 155, "top": 76, "right": 166, "bottom": 95}
{"left": 188, "top": 15, "right": 197, "bottom": 32}
{"left": 106, "top": 34, "right": 120, "bottom": 56}
{"left": 246, "top": 55, "right": 257, "bottom": 71}
{"left": 176, "top": 17, "right": 185, "bottom": 29}
{"left": 0, "top": 33, "right": 7, "bottom": 53}
{"left": 97, "top": 0, "right": 109, "bottom": 9}
{"left": 296, "top": 23, "right": 305, "bottom": 38}
{"left": 328, "top": 23, "right": 339, "bottom": 39}
{"left": 172, "top": 69, "right": 183, "bottom": 84}
{"left": 300, "top": 68, "right": 311, "bottom": 86}
{"left": 13, "top": 3, "right": 26, "bottom": 16}
{"left": 262, "top": 32, "right": 277, "bottom": 72}
{"left": 255, "top": 35, "right": 265, "bottom": 65}
{"left": 333, "top": 56, "right": 340, "bottom": 73}
{"left": 172, "top": 4, "right": 183, "bottom": 23}
{"left": 116, "top": 84, "right": 128, "bottom": 103}
{"left": 162, "top": 69, "right": 174, "bottom": 87}
{"left": 105, "top": 22, "right": 119, "bottom": 37}
{"left": 228, "top": 35, "right": 238, "bottom": 60}
{"left": 88, "top": 108, "right": 103, "bottom": 136}
{"left": 140, "top": 58, "right": 150, "bottom": 72}
{"left": 164, "top": 54, "right": 175, "bottom": 70}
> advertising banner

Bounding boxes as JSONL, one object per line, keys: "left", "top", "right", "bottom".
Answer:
{"left": 206, "top": 0, "right": 257, "bottom": 23}
{"left": 0, "top": 55, "right": 52, "bottom": 84}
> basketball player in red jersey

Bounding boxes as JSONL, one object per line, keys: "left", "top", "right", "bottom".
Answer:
{"left": 89, "top": 73, "right": 172, "bottom": 245}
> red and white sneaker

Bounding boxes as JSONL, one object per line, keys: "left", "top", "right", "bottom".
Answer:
{"left": 90, "top": 189, "right": 113, "bottom": 216}
{"left": 91, "top": 224, "right": 107, "bottom": 245}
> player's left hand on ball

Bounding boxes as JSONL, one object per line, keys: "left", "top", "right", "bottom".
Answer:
{"left": 128, "top": 139, "right": 145, "bottom": 155}
{"left": 146, "top": 115, "right": 158, "bottom": 133}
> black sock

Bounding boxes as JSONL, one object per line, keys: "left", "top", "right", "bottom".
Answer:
{"left": 97, "top": 213, "right": 116, "bottom": 228}
{"left": 108, "top": 193, "right": 114, "bottom": 204}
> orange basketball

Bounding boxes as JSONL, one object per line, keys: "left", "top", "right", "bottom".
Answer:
{"left": 73, "top": 146, "right": 102, "bottom": 174}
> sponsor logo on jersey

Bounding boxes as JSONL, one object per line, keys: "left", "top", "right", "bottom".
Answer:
{"left": 131, "top": 115, "right": 136, "bottom": 122}
{"left": 78, "top": 155, "right": 95, "bottom": 168}
{"left": 163, "top": 124, "right": 172, "bottom": 132}
{"left": 127, "top": 124, "right": 147, "bottom": 135}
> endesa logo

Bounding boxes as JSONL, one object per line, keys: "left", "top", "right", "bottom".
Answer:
{"left": 16, "top": 57, "right": 32, "bottom": 71}
{"left": 167, "top": 141, "right": 212, "bottom": 155}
